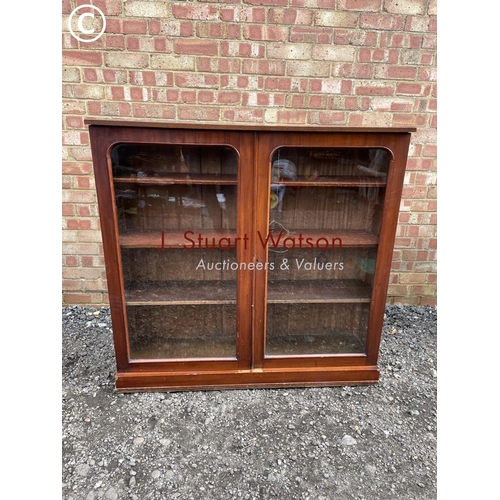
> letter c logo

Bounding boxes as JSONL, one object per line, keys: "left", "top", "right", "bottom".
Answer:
{"left": 68, "top": 5, "right": 106, "bottom": 43}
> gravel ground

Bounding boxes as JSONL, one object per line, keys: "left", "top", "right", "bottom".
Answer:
{"left": 62, "top": 305, "right": 437, "bottom": 500}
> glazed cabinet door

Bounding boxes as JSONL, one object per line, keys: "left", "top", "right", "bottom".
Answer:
{"left": 253, "top": 131, "right": 408, "bottom": 370}
{"left": 90, "top": 126, "right": 254, "bottom": 373}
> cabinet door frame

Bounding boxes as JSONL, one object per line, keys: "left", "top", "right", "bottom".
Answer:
{"left": 89, "top": 125, "right": 255, "bottom": 374}
{"left": 252, "top": 131, "right": 411, "bottom": 370}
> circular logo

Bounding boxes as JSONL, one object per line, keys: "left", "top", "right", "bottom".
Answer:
{"left": 68, "top": 5, "right": 106, "bottom": 43}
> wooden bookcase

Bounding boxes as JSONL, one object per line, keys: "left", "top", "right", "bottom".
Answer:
{"left": 86, "top": 120, "right": 414, "bottom": 392}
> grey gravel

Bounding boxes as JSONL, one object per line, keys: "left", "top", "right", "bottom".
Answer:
{"left": 62, "top": 305, "right": 437, "bottom": 499}
{"left": 340, "top": 435, "right": 357, "bottom": 446}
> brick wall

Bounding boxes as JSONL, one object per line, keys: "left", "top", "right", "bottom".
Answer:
{"left": 62, "top": 0, "right": 437, "bottom": 306}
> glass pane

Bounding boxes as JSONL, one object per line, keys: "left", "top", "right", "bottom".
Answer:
{"left": 111, "top": 144, "right": 238, "bottom": 178}
{"left": 266, "top": 303, "right": 369, "bottom": 355}
{"left": 115, "top": 182, "right": 237, "bottom": 234}
{"left": 270, "top": 147, "right": 390, "bottom": 182}
{"left": 265, "top": 147, "right": 387, "bottom": 357}
{"left": 127, "top": 304, "right": 236, "bottom": 359}
{"left": 111, "top": 144, "right": 239, "bottom": 360}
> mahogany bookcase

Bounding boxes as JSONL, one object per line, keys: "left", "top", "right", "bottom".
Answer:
{"left": 86, "top": 120, "right": 414, "bottom": 392}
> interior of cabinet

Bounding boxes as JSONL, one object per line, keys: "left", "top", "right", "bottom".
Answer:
{"left": 112, "top": 143, "right": 240, "bottom": 361}
{"left": 263, "top": 146, "right": 388, "bottom": 357}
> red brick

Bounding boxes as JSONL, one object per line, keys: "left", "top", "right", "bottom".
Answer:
{"left": 175, "top": 74, "right": 218, "bottom": 88}
{"left": 403, "top": 187, "right": 427, "bottom": 199}
{"left": 172, "top": 4, "right": 219, "bottom": 20}
{"left": 290, "top": 27, "right": 332, "bottom": 44}
{"left": 63, "top": 162, "right": 93, "bottom": 175}
{"left": 62, "top": 293, "right": 94, "bottom": 304}
{"left": 264, "top": 77, "right": 292, "bottom": 91}
{"left": 77, "top": 206, "right": 92, "bottom": 217}
{"left": 174, "top": 39, "right": 218, "bottom": 55}
{"left": 75, "top": 0, "right": 122, "bottom": 16}
{"left": 76, "top": 177, "right": 92, "bottom": 190}
{"left": 63, "top": 51, "right": 102, "bottom": 67}
{"left": 105, "top": 35, "right": 125, "bottom": 50}
{"left": 65, "top": 116, "right": 85, "bottom": 129}
{"left": 198, "top": 91, "right": 216, "bottom": 104}
{"left": 62, "top": 203, "right": 75, "bottom": 217}
{"left": 419, "top": 67, "right": 437, "bottom": 81}
{"left": 110, "top": 87, "right": 125, "bottom": 100}
{"left": 62, "top": 0, "right": 72, "bottom": 13}
{"left": 423, "top": 144, "right": 437, "bottom": 157}
{"left": 291, "top": 0, "right": 335, "bottom": 6}
{"left": 64, "top": 256, "right": 78, "bottom": 268}
{"left": 81, "top": 256, "right": 95, "bottom": 267}
{"left": 376, "top": 65, "right": 418, "bottom": 80}
{"left": 241, "top": 75, "right": 263, "bottom": 95}
{"left": 66, "top": 218, "right": 92, "bottom": 230}
{"left": 360, "top": 13, "right": 404, "bottom": 30}
{"left": 220, "top": 41, "right": 266, "bottom": 58}
{"left": 197, "top": 57, "right": 241, "bottom": 73}
{"left": 220, "top": 7, "right": 266, "bottom": 22}
{"left": 63, "top": 279, "right": 86, "bottom": 291}
{"left": 243, "top": 0, "right": 288, "bottom": 5}
{"left": 396, "top": 82, "right": 423, "bottom": 95}
{"left": 276, "top": 110, "right": 307, "bottom": 124}
{"left": 106, "top": 19, "right": 148, "bottom": 34}
{"left": 355, "top": 84, "right": 394, "bottom": 96}
{"left": 289, "top": 94, "right": 305, "bottom": 107}
{"left": 195, "top": 22, "right": 237, "bottom": 39}
{"left": 419, "top": 297, "right": 437, "bottom": 306}
{"left": 244, "top": 25, "right": 288, "bottom": 42}
{"left": 309, "top": 95, "right": 327, "bottom": 108}
{"left": 393, "top": 113, "right": 427, "bottom": 127}
{"left": 217, "top": 91, "right": 242, "bottom": 106}
{"left": 152, "top": 38, "right": 169, "bottom": 52}
{"left": 426, "top": 273, "right": 437, "bottom": 284}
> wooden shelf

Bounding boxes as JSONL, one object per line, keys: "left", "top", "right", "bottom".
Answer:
{"left": 266, "top": 332, "right": 366, "bottom": 356}
{"left": 130, "top": 338, "right": 236, "bottom": 360}
{"left": 263, "top": 229, "right": 378, "bottom": 248}
{"left": 120, "top": 230, "right": 237, "bottom": 249}
{"left": 273, "top": 175, "right": 386, "bottom": 187}
{"left": 114, "top": 173, "right": 238, "bottom": 185}
{"left": 125, "top": 280, "right": 237, "bottom": 305}
{"left": 119, "top": 229, "right": 378, "bottom": 249}
{"left": 267, "top": 279, "right": 372, "bottom": 304}
{"left": 124, "top": 279, "right": 371, "bottom": 306}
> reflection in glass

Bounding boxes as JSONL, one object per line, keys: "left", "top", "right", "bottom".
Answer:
{"left": 266, "top": 303, "right": 369, "bottom": 355}
{"left": 110, "top": 144, "right": 239, "bottom": 360}
{"left": 265, "top": 147, "right": 387, "bottom": 357}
